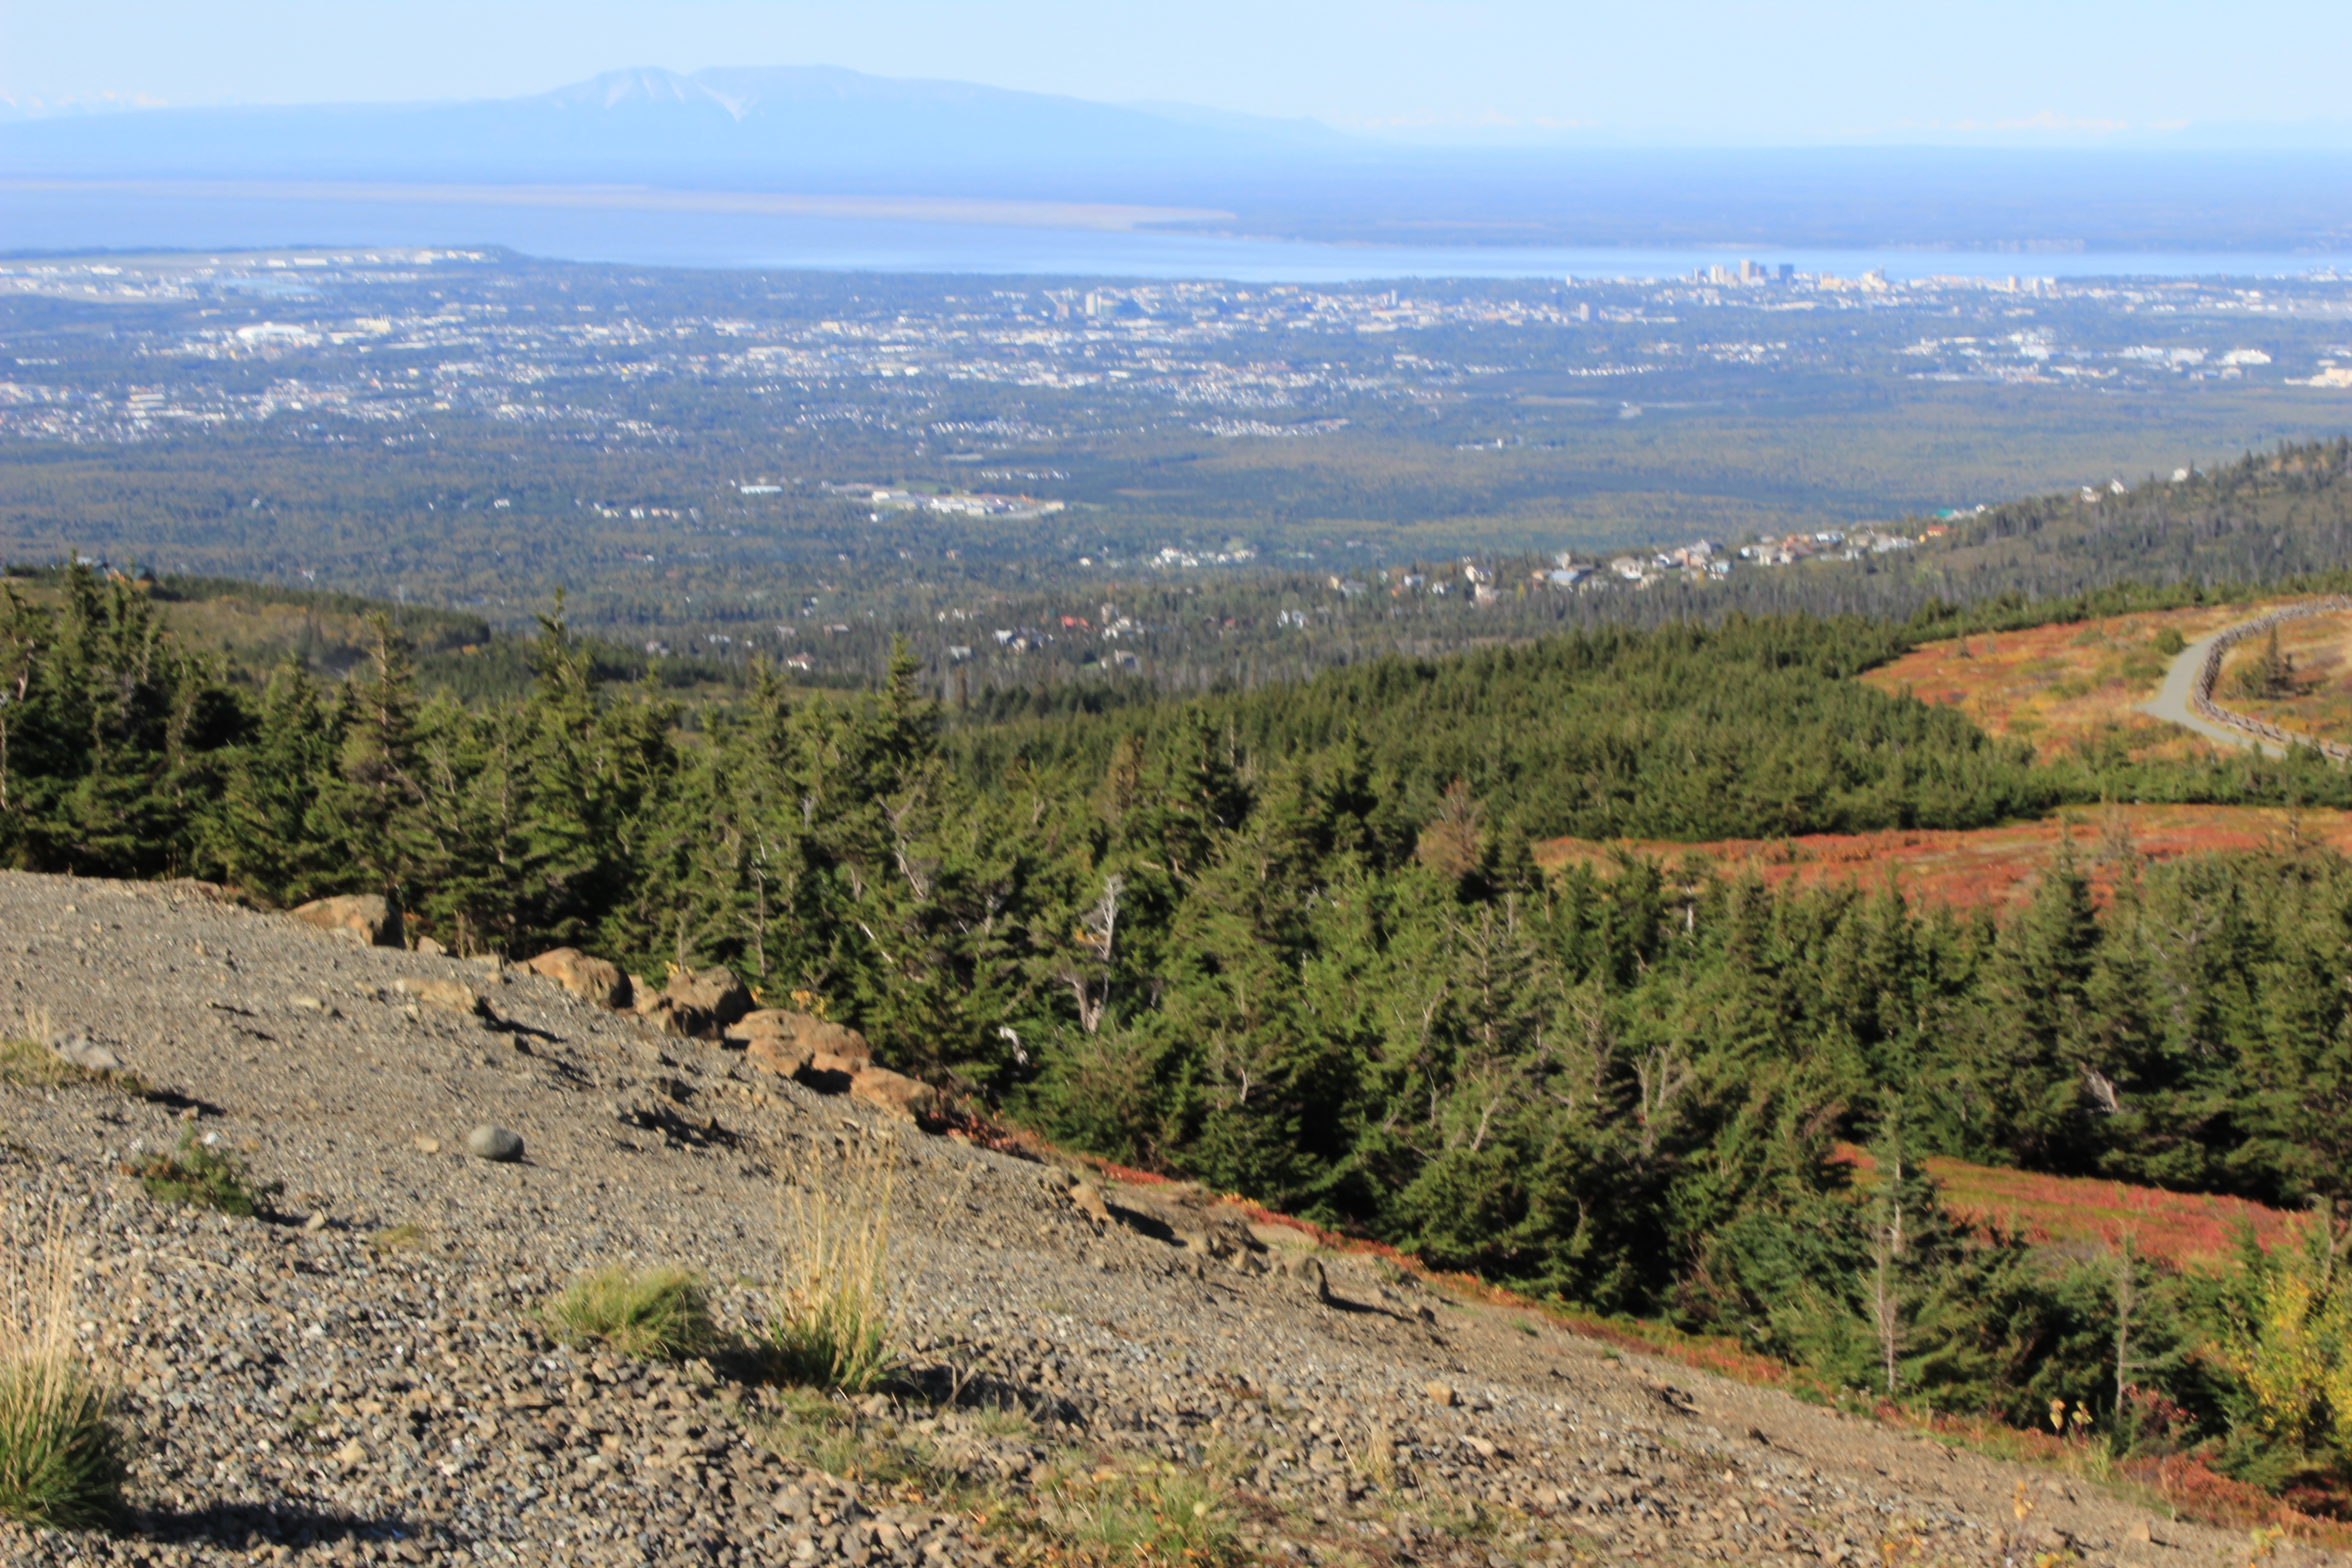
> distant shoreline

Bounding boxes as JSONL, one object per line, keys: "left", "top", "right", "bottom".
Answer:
{"left": 7, "top": 181, "right": 2352, "bottom": 282}
{"left": 0, "top": 178, "right": 1230, "bottom": 233}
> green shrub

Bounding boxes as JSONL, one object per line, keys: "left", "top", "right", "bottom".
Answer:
{"left": 546, "top": 1266, "right": 716, "bottom": 1362}
{"left": 128, "top": 1132, "right": 279, "bottom": 1217}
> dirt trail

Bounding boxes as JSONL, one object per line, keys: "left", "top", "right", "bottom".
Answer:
{"left": 2143, "top": 620, "right": 2285, "bottom": 755}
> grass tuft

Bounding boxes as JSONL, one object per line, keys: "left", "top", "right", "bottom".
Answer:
{"left": 746, "top": 1388, "right": 1258, "bottom": 1567}
{"left": 0, "top": 1209, "right": 126, "bottom": 1530}
{"left": 754, "top": 1387, "right": 942, "bottom": 1487}
{"left": 126, "top": 1131, "right": 279, "bottom": 1217}
{"left": 970, "top": 1402, "right": 1038, "bottom": 1439}
{"left": 1032, "top": 1460, "right": 1245, "bottom": 1567}
{"left": 546, "top": 1266, "right": 716, "bottom": 1362}
{"left": 0, "top": 1038, "right": 88, "bottom": 1092}
{"left": 0, "top": 1037, "right": 154, "bottom": 1102}
{"left": 367, "top": 1222, "right": 429, "bottom": 1253}
{"left": 765, "top": 1134, "right": 900, "bottom": 1392}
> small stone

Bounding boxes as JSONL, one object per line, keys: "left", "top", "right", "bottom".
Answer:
{"left": 334, "top": 1438, "right": 366, "bottom": 1467}
{"left": 415, "top": 935, "right": 448, "bottom": 956}
{"left": 303, "top": 1211, "right": 329, "bottom": 1232}
{"left": 412, "top": 1135, "right": 442, "bottom": 1154}
{"left": 50, "top": 1034, "right": 123, "bottom": 1073}
{"left": 1425, "top": 1382, "right": 1458, "bottom": 1407}
{"left": 466, "top": 1124, "right": 524, "bottom": 1162}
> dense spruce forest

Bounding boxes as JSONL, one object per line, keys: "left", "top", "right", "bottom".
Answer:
{"left": 5, "top": 561, "right": 2352, "bottom": 1499}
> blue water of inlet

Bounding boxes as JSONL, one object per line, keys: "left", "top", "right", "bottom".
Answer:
{"left": 7, "top": 183, "right": 2352, "bottom": 284}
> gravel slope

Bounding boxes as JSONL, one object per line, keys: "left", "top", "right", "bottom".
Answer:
{"left": 0, "top": 869, "right": 2340, "bottom": 1568}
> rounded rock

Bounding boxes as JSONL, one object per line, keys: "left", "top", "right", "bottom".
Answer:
{"left": 466, "top": 1123, "right": 524, "bottom": 1162}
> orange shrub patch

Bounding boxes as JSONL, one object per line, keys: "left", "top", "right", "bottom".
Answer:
{"left": 1858, "top": 602, "right": 2280, "bottom": 762}
{"left": 1536, "top": 804, "right": 2352, "bottom": 914}
{"left": 1835, "top": 1145, "right": 2299, "bottom": 1271}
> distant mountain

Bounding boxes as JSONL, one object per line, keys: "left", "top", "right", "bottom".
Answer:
{"left": 5, "top": 66, "right": 2352, "bottom": 254}
{"left": 0, "top": 65, "right": 1365, "bottom": 192}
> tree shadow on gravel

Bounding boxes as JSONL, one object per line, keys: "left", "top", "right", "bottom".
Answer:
{"left": 139, "top": 1087, "right": 225, "bottom": 1117}
{"left": 706, "top": 1344, "right": 1080, "bottom": 1427}
{"left": 897, "top": 1358, "right": 1086, "bottom": 1427}
{"left": 125, "top": 1499, "right": 440, "bottom": 1554}
{"left": 483, "top": 1015, "right": 564, "bottom": 1048}
{"left": 617, "top": 1102, "right": 741, "bottom": 1150}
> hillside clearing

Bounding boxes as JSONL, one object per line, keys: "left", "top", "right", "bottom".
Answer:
{"left": 1536, "top": 803, "right": 2352, "bottom": 911}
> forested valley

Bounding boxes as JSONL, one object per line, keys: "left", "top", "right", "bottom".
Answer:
{"left": 11, "top": 246, "right": 2352, "bottom": 701}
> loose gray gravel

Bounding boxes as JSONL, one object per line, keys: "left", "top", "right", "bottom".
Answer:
{"left": 0, "top": 869, "right": 2341, "bottom": 1568}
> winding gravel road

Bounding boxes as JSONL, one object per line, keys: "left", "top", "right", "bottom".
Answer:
{"left": 2141, "top": 622, "right": 2290, "bottom": 756}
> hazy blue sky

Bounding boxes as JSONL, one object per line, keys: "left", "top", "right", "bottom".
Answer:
{"left": 5, "top": 0, "right": 2349, "bottom": 145}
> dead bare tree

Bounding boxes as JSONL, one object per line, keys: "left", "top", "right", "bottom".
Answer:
{"left": 1633, "top": 1044, "right": 1695, "bottom": 1158}
{"left": 1052, "top": 873, "right": 1123, "bottom": 1035}
{"left": 1869, "top": 1155, "right": 1909, "bottom": 1397}
{"left": 2111, "top": 1235, "right": 2139, "bottom": 1415}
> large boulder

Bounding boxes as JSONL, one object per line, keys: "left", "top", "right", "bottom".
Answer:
{"left": 849, "top": 1065, "right": 941, "bottom": 1122}
{"left": 725, "top": 1009, "right": 872, "bottom": 1066}
{"left": 745, "top": 1034, "right": 815, "bottom": 1078}
{"left": 732, "top": 1013, "right": 927, "bottom": 1110}
{"left": 523, "top": 947, "right": 631, "bottom": 1009}
{"left": 638, "top": 966, "right": 752, "bottom": 1039}
{"left": 394, "top": 977, "right": 490, "bottom": 1018}
{"left": 289, "top": 894, "right": 399, "bottom": 947}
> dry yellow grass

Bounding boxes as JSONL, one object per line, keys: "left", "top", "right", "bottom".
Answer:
{"left": 766, "top": 1132, "right": 902, "bottom": 1392}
